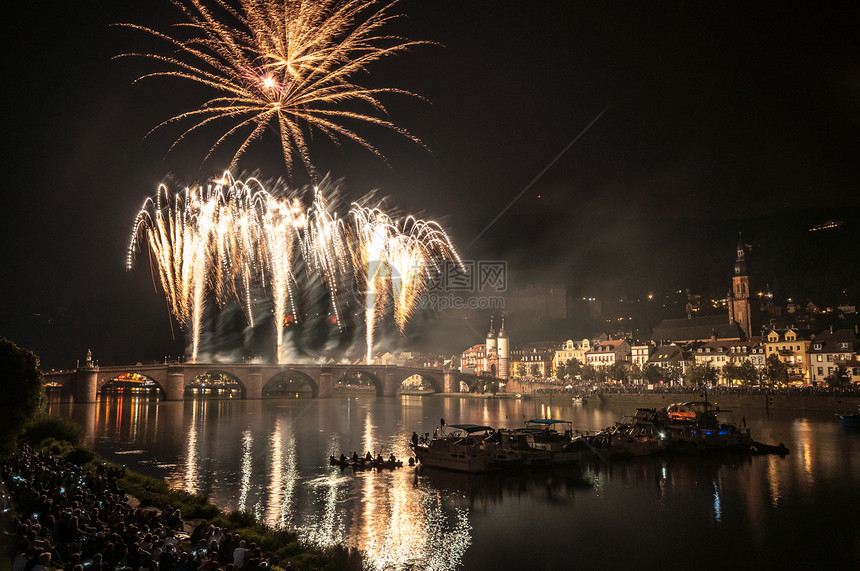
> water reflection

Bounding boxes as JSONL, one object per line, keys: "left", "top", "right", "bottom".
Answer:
{"left": 48, "top": 394, "right": 860, "bottom": 570}
{"left": 239, "top": 429, "right": 252, "bottom": 511}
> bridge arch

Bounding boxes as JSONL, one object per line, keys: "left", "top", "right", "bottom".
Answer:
{"left": 348, "top": 369, "right": 384, "bottom": 396}
{"left": 99, "top": 372, "right": 165, "bottom": 398}
{"left": 186, "top": 370, "right": 246, "bottom": 398}
{"left": 333, "top": 371, "right": 377, "bottom": 393}
{"left": 262, "top": 369, "right": 318, "bottom": 398}
{"left": 396, "top": 372, "right": 442, "bottom": 394}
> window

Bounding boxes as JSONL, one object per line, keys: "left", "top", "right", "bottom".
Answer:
{"left": 818, "top": 367, "right": 823, "bottom": 375}
{"left": 817, "top": 355, "right": 822, "bottom": 362}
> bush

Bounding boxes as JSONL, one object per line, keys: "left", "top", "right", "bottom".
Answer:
{"left": 65, "top": 446, "right": 97, "bottom": 467}
{"left": 21, "top": 415, "right": 84, "bottom": 446}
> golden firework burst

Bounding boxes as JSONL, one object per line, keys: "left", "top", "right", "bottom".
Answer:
{"left": 117, "top": 0, "right": 426, "bottom": 178}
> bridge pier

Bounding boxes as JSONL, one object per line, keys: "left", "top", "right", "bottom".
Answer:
{"left": 73, "top": 368, "right": 99, "bottom": 403}
{"left": 380, "top": 371, "right": 398, "bottom": 397}
{"left": 245, "top": 371, "right": 263, "bottom": 399}
{"left": 443, "top": 370, "right": 459, "bottom": 394}
{"left": 164, "top": 371, "right": 186, "bottom": 401}
{"left": 318, "top": 371, "right": 333, "bottom": 398}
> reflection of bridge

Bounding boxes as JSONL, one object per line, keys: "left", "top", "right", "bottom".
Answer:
{"left": 45, "top": 363, "right": 478, "bottom": 402}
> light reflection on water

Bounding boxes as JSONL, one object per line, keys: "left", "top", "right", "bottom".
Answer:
{"left": 50, "top": 393, "right": 860, "bottom": 569}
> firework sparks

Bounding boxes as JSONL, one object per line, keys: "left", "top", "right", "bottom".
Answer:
{"left": 117, "top": 0, "right": 426, "bottom": 177}
{"left": 128, "top": 173, "right": 460, "bottom": 363}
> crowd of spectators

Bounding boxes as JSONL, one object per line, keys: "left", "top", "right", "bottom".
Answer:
{"left": 593, "top": 383, "right": 860, "bottom": 397}
{"left": 2, "top": 445, "right": 296, "bottom": 571}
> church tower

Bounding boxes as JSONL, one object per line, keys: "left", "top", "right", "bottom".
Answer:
{"left": 728, "top": 234, "right": 753, "bottom": 339}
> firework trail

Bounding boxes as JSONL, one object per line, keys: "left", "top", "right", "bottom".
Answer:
{"left": 117, "top": 0, "right": 426, "bottom": 178}
{"left": 349, "top": 206, "right": 393, "bottom": 364}
{"left": 128, "top": 173, "right": 460, "bottom": 364}
{"left": 260, "top": 194, "right": 301, "bottom": 363}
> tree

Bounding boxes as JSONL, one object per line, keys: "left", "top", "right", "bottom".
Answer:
{"left": 607, "top": 362, "right": 627, "bottom": 384}
{"left": 765, "top": 354, "right": 789, "bottom": 386}
{"left": 556, "top": 361, "right": 567, "bottom": 380}
{"left": 686, "top": 362, "right": 718, "bottom": 388}
{"left": 642, "top": 363, "right": 662, "bottom": 385}
{"left": 738, "top": 360, "right": 759, "bottom": 386}
{"left": 530, "top": 363, "right": 540, "bottom": 377}
{"left": 566, "top": 358, "right": 582, "bottom": 377}
{"left": 665, "top": 363, "right": 682, "bottom": 386}
{"left": 0, "top": 339, "right": 45, "bottom": 457}
{"left": 580, "top": 364, "right": 598, "bottom": 384}
{"left": 721, "top": 362, "right": 741, "bottom": 385}
{"left": 826, "top": 363, "right": 851, "bottom": 389}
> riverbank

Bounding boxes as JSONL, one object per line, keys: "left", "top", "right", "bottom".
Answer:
{"left": 2, "top": 440, "right": 362, "bottom": 571}
{"left": 434, "top": 389, "right": 860, "bottom": 410}
{"left": 594, "top": 391, "right": 860, "bottom": 411}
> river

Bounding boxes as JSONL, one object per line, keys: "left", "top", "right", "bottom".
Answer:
{"left": 48, "top": 393, "right": 860, "bottom": 570}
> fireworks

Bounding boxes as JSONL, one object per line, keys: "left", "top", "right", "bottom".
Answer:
{"left": 117, "top": 0, "right": 426, "bottom": 177}
{"left": 128, "top": 173, "right": 460, "bottom": 363}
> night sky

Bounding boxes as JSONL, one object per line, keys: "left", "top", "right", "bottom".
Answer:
{"left": 3, "top": 1, "right": 859, "bottom": 368}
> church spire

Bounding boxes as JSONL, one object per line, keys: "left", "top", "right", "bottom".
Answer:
{"left": 734, "top": 232, "right": 747, "bottom": 276}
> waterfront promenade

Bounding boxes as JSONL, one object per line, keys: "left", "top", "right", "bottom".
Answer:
{"left": 594, "top": 386, "right": 860, "bottom": 411}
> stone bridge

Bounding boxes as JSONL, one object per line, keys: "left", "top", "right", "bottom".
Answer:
{"left": 45, "top": 362, "right": 469, "bottom": 402}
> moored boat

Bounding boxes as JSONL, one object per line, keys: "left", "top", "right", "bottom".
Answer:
{"left": 662, "top": 401, "right": 752, "bottom": 451}
{"left": 584, "top": 422, "right": 667, "bottom": 458}
{"left": 521, "top": 419, "right": 582, "bottom": 464}
{"left": 836, "top": 406, "right": 860, "bottom": 428}
{"left": 411, "top": 424, "right": 497, "bottom": 473}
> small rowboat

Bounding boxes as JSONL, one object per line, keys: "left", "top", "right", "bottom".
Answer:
{"left": 329, "top": 456, "right": 404, "bottom": 470}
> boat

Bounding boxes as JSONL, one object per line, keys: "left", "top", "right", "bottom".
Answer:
{"left": 836, "top": 406, "right": 860, "bottom": 428}
{"left": 662, "top": 402, "right": 752, "bottom": 451}
{"left": 584, "top": 422, "right": 667, "bottom": 458}
{"left": 749, "top": 441, "right": 790, "bottom": 455}
{"left": 491, "top": 429, "right": 550, "bottom": 467}
{"left": 571, "top": 395, "right": 588, "bottom": 404}
{"left": 520, "top": 419, "right": 583, "bottom": 464}
{"left": 329, "top": 455, "right": 404, "bottom": 470}
{"left": 411, "top": 424, "right": 498, "bottom": 472}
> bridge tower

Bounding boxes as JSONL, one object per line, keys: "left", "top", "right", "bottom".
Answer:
{"left": 497, "top": 315, "right": 509, "bottom": 380}
{"left": 484, "top": 317, "right": 498, "bottom": 377}
{"left": 73, "top": 349, "right": 99, "bottom": 403}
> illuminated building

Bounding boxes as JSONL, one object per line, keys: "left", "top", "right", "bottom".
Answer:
{"left": 764, "top": 328, "right": 814, "bottom": 383}
{"left": 807, "top": 326, "right": 860, "bottom": 385}
{"left": 585, "top": 339, "right": 632, "bottom": 368}
{"left": 554, "top": 338, "right": 593, "bottom": 371}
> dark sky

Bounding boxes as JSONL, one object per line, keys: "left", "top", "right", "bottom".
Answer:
{"left": 3, "top": 1, "right": 859, "bottom": 368}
